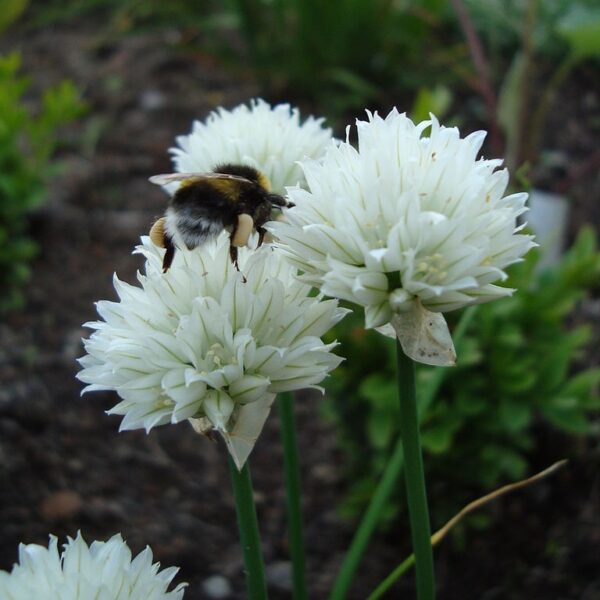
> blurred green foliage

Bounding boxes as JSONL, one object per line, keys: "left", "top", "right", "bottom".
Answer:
{"left": 26, "top": 0, "right": 599, "bottom": 128}
{"left": 491, "top": 0, "right": 600, "bottom": 172}
{"left": 0, "top": 0, "right": 28, "bottom": 34}
{"left": 0, "top": 52, "right": 84, "bottom": 313}
{"left": 557, "top": 4, "right": 600, "bottom": 60}
{"left": 465, "top": 0, "right": 600, "bottom": 60}
{"left": 28, "top": 0, "right": 462, "bottom": 118}
{"left": 324, "top": 228, "right": 600, "bottom": 525}
{"left": 22, "top": 0, "right": 600, "bottom": 150}
{"left": 30, "top": 0, "right": 224, "bottom": 33}
{"left": 224, "top": 0, "right": 462, "bottom": 115}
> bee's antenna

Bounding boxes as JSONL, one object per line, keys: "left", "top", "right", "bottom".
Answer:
{"left": 268, "top": 194, "right": 292, "bottom": 208}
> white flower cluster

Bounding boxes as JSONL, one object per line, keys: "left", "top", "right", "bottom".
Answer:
{"left": 79, "top": 99, "right": 341, "bottom": 466}
{"left": 0, "top": 533, "right": 185, "bottom": 600}
{"left": 79, "top": 236, "right": 346, "bottom": 467}
{"left": 269, "top": 109, "right": 535, "bottom": 364}
{"left": 170, "top": 98, "right": 333, "bottom": 193}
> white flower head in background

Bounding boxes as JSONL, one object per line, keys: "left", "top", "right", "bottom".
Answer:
{"left": 269, "top": 109, "right": 535, "bottom": 366}
{"left": 78, "top": 234, "right": 346, "bottom": 468}
{"left": 169, "top": 98, "right": 333, "bottom": 194}
{"left": 0, "top": 532, "right": 186, "bottom": 600}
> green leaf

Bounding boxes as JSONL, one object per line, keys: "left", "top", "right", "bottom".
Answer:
{"left": 454, "top": 336, "right": 481, "bottom": 366}
{"left": 0, "top": 0, "right": 28, "bottom": 34}
{"left": 495, "top": 324, "right": 525, "bottom": 348}
{"left": 497, "top": 361, "right": 537, "bottom": 394}
{"left": 455, "top": 391, "right": 487, "bottom": 416}
{"left": 410, "top": 85, "right": 453, "bottom": 123}
{"left": 560, "top": 368, "right": 600, "bottom": 398}
{"left": 557, "top": 6, "right": 600, "bottom": 59}
{"left": 0, "top": 51, "right": 82, "bottom": 315}
{"left": 570, "top": 226, "right": 597, "bottom": 258}
{"left": 497, "top": 52, "right": 525, "bottom": 161}
{"left": 421, "top": 424, "right": 454, "bottom": 454}
{"left": 367, "top": 410, "right": 395, "bottom": 450}
{"left": 359, "top": 374, "right": 396, "bottom": 407}
{"left": 549, "top": 396, "right": 579, "bottom": 410}
{"left": 536, "top": 328, "right": 591, "bottom": 393}
{"left": 542, "top": 404, "right": 591, "bottom": 434}
{"left": 324, "top": 67, "right": 380, "bottom": 100}
{"left": 481, "top": 446, "right": 527, "bottom": 482}
{"left": 499, "top": 399, "right": 532, "bottom": 433}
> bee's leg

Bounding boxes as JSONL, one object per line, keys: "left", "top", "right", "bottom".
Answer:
{"left": 229, "top": 243, "right": 247, "bottom": 282}
{"left": 229, "top": 243, "right": 239, "bottom": 270}
{"left": 230, "top": 213, "right": 254, "bottom": 280}
{"left": 162, "top": 235, "right": 176, "bottom": 272}
{"left": 257, "top": 226, "right": 266, "bottom": 247}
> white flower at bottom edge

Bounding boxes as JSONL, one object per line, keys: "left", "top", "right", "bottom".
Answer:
{"left": 78, "top": 233, "right": 347, "bottom": 468}
{"left": 0, "top": 532, "right": 186, "bottom": 600}
{"left": 268, "top": 109, "right": 536, "bottom": 366}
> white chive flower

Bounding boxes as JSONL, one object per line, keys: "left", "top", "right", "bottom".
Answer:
{"left": 268, "top": 109, "right": 535, "bottom": 366}
{"left": 78, "top": 234, "right": 346, "bottom": 468}
{"left": 0, "top": 532, "right": 186, "bottom": 600}
{"left": 169, "top": 98, "right": 333, "bottom": 193}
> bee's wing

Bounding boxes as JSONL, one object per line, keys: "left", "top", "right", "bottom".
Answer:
{"left": 149, "top": 173, "right": 253, "bottom": 185}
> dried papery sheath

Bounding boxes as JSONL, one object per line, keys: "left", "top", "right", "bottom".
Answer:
{"left": 269, "top": 109, "right": 535, "bottom": 365}
{"left": 169, "top": 98, "right": 333, "bottom": 194}
{"left": 78, "top": 234, "right": 346, "bottom": 468}
{"left": 0, "top": 532, "right": 186, "bottom": 600}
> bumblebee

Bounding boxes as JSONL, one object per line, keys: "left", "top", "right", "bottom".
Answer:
{"left": 148, "top": 164, "right": 292, "bottom": 272}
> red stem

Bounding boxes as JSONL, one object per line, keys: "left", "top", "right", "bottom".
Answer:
{"left": 450, "top": 0, "right": 503, "bottom": 156}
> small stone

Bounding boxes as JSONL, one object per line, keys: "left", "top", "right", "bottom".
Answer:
{"left": 139, "top": 89, "right": 166, "bottom": 111}
{"left": 266, "top": 561, "right": 292, "bottom": 592}
{"left": 40, "top": 490, "right": 83, "bottom": 521}
{"left": 201, "top": 575, "right": 232, "bottom": 599}
{"left": 86, "top": 497, "right": 128, "bottom": 521}
{"left": 62, "top": 328, "right": 86, "bottom": 363}
{"left": 311, "top": 463, "right": 338, "bottom": 484}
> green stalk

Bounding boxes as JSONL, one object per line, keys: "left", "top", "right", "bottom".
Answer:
{"left": 228, "top": 456, "right": 268, "bottom": 600}
{"left": 367, "top": 459, "right": 567, "bottom": 599}
{"left": 368, "top": 555, "right": 415, "bottom": 600}
{"left": 526, "top": 52, "right": 579, "bottom": 165}
{"left": 329, "top": 439, "right": 405, "bottom": 600}
{"left": 395, "top": 342, "right": 435, "bottom": 599}
{"left": 329, "top": 307, "right": 476, "bottom": 599}
{"left": 277, "top": 392, "right": 308, "bottom": 600}
{"left": 227, "top": 0, "right": 262, "bottom": 65}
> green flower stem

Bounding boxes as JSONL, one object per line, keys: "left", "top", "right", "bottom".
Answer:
{"left": 329, "top": 439, "right": 405, "bottom": 600}
{"left": 367, "top": 459, "right": 567, "bottom": 599}
{"left": 395, "top": 341, "right": 435, "bottom": 599}
{"left": 368, "top": 555, "right": 415, "bottom": 600}
{"left": 329, "top": 307, "right": 476, "bottom": 600}
{"left": 527, "top": 52, "right": 579, "bottom": 165}
{"left": 228, "top": 456, "right": 268, "bottom": 600}
{"left": 277, "top": 392, "right": 308, "bottom": 600}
